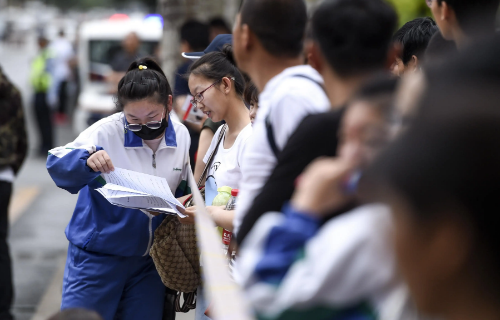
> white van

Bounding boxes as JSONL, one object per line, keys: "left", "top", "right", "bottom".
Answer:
{"left": 73, "top": 15, "right": 163, "bottom": 134}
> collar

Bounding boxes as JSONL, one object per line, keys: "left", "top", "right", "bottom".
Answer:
{"left": 123, "top": 113, "right": 177, "bottom": 148}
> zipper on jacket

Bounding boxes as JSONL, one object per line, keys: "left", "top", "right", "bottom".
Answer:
{"left": 143, "top": 212, "right": 154, "bottom": 256}
{"left": 152, "top": 153, "right": 156, "bottom": 168}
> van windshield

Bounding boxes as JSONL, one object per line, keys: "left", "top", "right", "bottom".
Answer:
{"left": 88, "top": 40, "right": 158, "bottom": 81}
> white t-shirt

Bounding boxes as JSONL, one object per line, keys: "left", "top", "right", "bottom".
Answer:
{"left": 234, "top": 65, "right": 330, "bottom": 235}
{"left": 203, "top": 124, "right": 253, "bottom": 206}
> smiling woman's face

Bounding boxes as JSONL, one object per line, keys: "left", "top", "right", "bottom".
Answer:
{"left": 188, "top": 74, "right": 227, "bottom": 123}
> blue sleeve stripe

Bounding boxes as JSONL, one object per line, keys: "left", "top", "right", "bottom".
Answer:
{"left": 46, "top": 147, "right": 102, "bottom": 194}
{"left": 255, "top": 203, "right": 321, "bottom": 284}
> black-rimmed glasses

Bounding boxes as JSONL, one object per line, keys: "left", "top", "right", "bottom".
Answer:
{"left": 190, "top": 77, "right": 235, "bottom": 111}
{"left": 125, "top": 108, "right": 165, "bottom": 132}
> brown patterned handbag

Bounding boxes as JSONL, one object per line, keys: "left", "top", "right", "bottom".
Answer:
{"left": 150, "top": 125, "right": 227, "bottom": 312}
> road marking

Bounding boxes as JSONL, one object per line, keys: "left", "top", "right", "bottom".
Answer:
{"left": 9, "top": 187, "right": 41, "bottom": 225}
{"left": 31, "top": 254, "right": 66, "bottom": 320}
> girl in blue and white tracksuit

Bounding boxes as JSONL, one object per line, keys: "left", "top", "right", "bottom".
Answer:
{"left": 46, "top": 58, "right": 191, "bottom": 320}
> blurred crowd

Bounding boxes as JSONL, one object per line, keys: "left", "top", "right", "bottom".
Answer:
{"left": 2, "top": 0, "right": 500, "bottom": 319}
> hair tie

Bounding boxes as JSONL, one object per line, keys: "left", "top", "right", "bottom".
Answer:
{"left": 138, "top": 65, "right": 148, "bottom": 70}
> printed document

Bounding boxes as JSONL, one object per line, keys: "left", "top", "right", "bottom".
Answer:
{"left": 96, "top": 168, "right": 185, "bottom": 217}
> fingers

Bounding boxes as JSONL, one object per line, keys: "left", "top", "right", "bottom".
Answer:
{"left": 87, "top": 151, "right": 114, "bottom": 173}
{"left": 102, "top": 152, "right": 115, "bottom": 172}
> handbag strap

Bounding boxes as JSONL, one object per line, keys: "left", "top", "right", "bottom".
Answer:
{"left": 197, "top": 124, "right": 227, "bottom": 187}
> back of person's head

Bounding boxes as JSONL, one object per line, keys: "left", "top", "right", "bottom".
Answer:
{"left": 239, "top": 0, "right": 307, "bottom": 58}
{"left": 421, "top": 36, "right": 500, "bottom": 120}
{"left": 311, "top": 0, "right": 398, "bottom": 78}
{"left": 437, "top": 0, "right": 500, "bottom": 35}
{"left": 47, "top": 308, "right": 103, "bottom": 320}
{"left": 393, "top": 17, "right": 438, "bottom": 65}
{"left": 189, "top": 44, "right": 246, "bottom": 97}
{"left": 115, "top": 57, "right": 172, "bottom": 110}
{"left": 423, "top": 30, "right": 458, "bottom": 64}
{"left": 209, "top": 17, "right": 231, "bottom": 34}
{"left": 180, "top": 20, "right": 210, "bottom": 52}
{"left": 352, "top": 74, "right": 399, "bottom": 116}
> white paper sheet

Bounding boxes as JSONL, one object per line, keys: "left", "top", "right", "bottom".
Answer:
{"left": 96, "top": 168, "right": 185, "bottom": 216}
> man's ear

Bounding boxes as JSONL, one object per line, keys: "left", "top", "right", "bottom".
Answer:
{"left": 409, "top": 55, "right": 419, "bottom": 72}
{"left": 386, "top": 43, "right": 403, "bottom": 71}
{"left": 441, "top": 1, "right": 452, "bottom": 21}
{"left": 307, "top": 41, "right": 323, "bottom": 72}
{"left": 241, "top": 24, "right": 252, "bottom": 51}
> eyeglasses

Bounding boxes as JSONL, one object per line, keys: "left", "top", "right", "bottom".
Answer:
{"left": 125, "top": 108, "right": 165, "bottom": 132}
{"left": 190, "top": 77, "right": 235, "bottom": 111}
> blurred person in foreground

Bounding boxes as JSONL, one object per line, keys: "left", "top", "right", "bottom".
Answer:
{"left": 363, "top": 37, "right": 500, "bottom": 320}
{"left": 107, "top": 32, "right": 146, "bottom": 93}
{"left": 0, "top": 66, "right": 28, "bottom": 320}
{"left": 31, "top": 36, "right": 54, "bottom": 156}
{"left": 391, "top": 17, "right": 438, "bottom": 77}
{"left": 232, "top": 0, "right": 330, "bottom": 236}
{"left": 237, "top": 75, "right": 426, "bottom": 319}
{"left": 236, "top": 0, "right": 399, "bottom": 244}
{"left": 47, "top": 308, "right": 102, "bottom": 320}
{"left": 427, "top": 0, "right": 500, "bottom": 50}
{"left": 208, "top": 17, "right": 231, "bottom": 42}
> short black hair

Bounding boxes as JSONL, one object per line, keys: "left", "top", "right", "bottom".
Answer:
{"left": 189, "top": 44, "right": 246, "bottom": 97}
{"left": 180, "top": 20, "right": 210, "bottom": 52}
{"left": 209, "top": 17, "right": 231, "bottom": 33}
{"left": 436, "top": 0, "right": 500, "bottom": 35}
{"left": 393, "top": 17, "right": 438, "bottom": 65}
{"left": 240, "top": 0, "right": 307, "bottom": 58}
{"left": 311, "top": 0, "right": 397, "bottom": 78}
{"left": 115, "top": 57, "right": 172, "bottom": 110}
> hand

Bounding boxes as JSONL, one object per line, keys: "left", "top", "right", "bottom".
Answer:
{"left": 207, "top": 206, "right": 234, "bottom": 231}
{"left": 141, "top": 209, "right": 161, "bottom": 217}
{"left": 87, "top": 150, "right": 115, "bottom": 174}
{"left": 147, "top": 211, "right": 161, "bottom": 217}
{"left": 178, "top": 206, "right": 196, "bottom": 224}
{"left": 292, "top": 157, "right": 355, "bottom": 217}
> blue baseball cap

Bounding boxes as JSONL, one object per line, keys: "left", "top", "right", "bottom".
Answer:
{"left": 182, "top": 34, "right": 233, "bottom": 60}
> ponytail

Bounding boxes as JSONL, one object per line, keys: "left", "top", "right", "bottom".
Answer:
{"left": 189, "top": 44, "right": 246, "bottom": 97}
{"left": 115, "top": 57, "right": 172, "bottom": 110}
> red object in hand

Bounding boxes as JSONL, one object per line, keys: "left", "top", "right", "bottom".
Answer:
{"left": 222, "top": 229, "right": 232, "bottom": 245}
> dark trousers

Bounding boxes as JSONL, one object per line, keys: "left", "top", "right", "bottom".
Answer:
{"left": 58, "top": 81, "right": 67, "bottom": 115}
{"left": 34, "top": 92, "right": 53, "bottom": 155}
{"left": 0, "top": 181, "right": 13, "bottom": 320}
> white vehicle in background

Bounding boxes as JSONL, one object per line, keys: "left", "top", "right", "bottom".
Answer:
{"left": 73, "top": 14, "right": 163, "bottom": 135}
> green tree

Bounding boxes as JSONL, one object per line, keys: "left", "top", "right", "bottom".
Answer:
{"left": 386, "top": 0, "right": 432, "bottom": 26}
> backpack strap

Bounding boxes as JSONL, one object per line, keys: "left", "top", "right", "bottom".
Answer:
{"left": 197, "top": 124, "right": 227, "bottom": 187}
{"left": 265, "top": 75, "right": 327, "bottom": 158}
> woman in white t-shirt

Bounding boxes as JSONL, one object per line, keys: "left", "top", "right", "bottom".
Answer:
{"left": 179, "top": 44, "right": 252, "bottom": 231}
